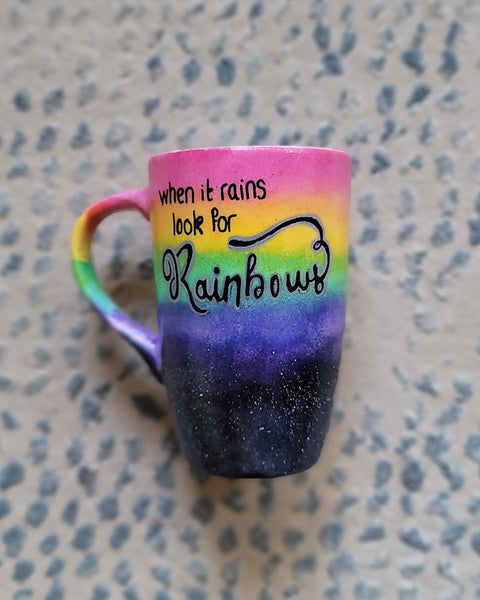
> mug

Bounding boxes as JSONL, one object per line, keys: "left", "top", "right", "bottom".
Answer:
{"left": 71, "top": 146, "right": 351, "bottom": 478}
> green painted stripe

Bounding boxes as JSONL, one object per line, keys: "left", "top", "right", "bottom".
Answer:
{"left": 153, "top": 246, "right": 348, "bottom": 301}
{"left": 72, "top": 259, "right": 116, "bottom": 315}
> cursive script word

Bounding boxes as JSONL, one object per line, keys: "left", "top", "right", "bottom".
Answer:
{"left": 161, "top": 215, "right": 330, "bottom": 314}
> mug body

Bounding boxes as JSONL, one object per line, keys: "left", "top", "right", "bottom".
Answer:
{"left": 149, "top": 146, "right": 350, "bottom": 477}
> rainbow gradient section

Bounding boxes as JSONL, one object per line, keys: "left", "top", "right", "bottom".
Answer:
{"left": 71, "top": 147, "right": 351, "bottom": 477}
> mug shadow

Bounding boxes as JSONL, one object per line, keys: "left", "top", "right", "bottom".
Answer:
{"left": 90, "top": 264, "right": 176, "bottom": 447}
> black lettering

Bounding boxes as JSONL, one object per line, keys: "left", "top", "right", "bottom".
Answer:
{"left": 220, "top": 182, "right": 228, "bottom": 201}
{"left": 218, "top": 217, "right": 227, "bottom": 232}
{"left": 206, "top": 178, "right": 214, "bottom": 201}
{"left": 210, "top": 268, "right": 223, "bottom": 303}
{"left": 194, "top": 268, "right": 223, "bottom": 304}
{"left": 185, "top": 186, "right": 194, "bottom": 203}
{"left": 193, "top": 210, "right": 204, "bottom": 235}
{"left": 226, "top": 213, "right": 237, "bottom": 231}
{"left": 211, "top": 207, "right": 237, "bottom": 232}
{"left": 177, "top": 243, "right": 206, "bottom": 314}
{"left": 172, "top": 211, "right": 204, "bottom": 236}
{"left": 223, "top": 274, "right": 242, "bottom": 308}
{"left": 270, "top": 273, "right": 281, "bottom": 298}
{"left": 245, "top": 180, "right": 257, "bottom": 200}
{"left": 256, "top": 178, "right": 266, "bottom": 200}
{"left": 245, "top": 253, "right": 265, "bottom": 299}
{"left": 211, "top": 207, "right": 220, "bottom": 232}
{"left": 195, "top": 278, "right": 210, "bottom": 302}
{"left": 175, "top": 218, "right": 182, "bottom": 235}
{"left": 162, "top": 248, "right": 180, "bottom": 300}
{"left": 162, "top": 242, "right": 206, "bottom": 314}
{"left": 228, "top": 183, "right": 240, "bottom": 201}
{"left": 285, "top": 269, "right": 311, "bottom": 294}
{"left": 168, "top": 182, "right": 176, "bottom": 204}
{"left": 163, "top": 215, "right": 330, "bottom": 314}
{"left": 312, "top": 263, "right": 327, "bottom": 294}
{"left": 159, "top": 188, "right": 169, "bottom": 206}
{"left": 159, "top": 184, "right": 195, "bottom": 205}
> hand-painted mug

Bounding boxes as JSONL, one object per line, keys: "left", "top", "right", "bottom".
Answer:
{"left": 71, "top": 146, "right": 350, "bottom": 478}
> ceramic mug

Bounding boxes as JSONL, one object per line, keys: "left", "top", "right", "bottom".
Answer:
{"left": 71, "top": 146, "right": 350, "bottom": 477}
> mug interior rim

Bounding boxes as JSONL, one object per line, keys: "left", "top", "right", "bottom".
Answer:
{"left": 148, "top": 145, "right": 350, "bottom": 167}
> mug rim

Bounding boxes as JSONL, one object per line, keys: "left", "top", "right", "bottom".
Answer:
{"left": 148, "top": 145, "right": 350, "bottom": 167}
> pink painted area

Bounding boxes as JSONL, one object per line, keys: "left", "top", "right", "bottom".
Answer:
{"left": 149, "top": 146, "right": 350, "bottom": 205}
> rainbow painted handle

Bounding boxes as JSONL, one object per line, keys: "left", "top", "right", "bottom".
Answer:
{"left": 71, "top": 188, "right": 161, "bottom": 378}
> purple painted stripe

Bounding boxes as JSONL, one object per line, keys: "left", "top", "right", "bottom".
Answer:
{"left": 159, "top": 295, "right": 346, "bottom": 380}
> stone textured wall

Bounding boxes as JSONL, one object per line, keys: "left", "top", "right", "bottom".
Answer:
{"left": 1, "top": 1, "right": 480, "bottom": 599}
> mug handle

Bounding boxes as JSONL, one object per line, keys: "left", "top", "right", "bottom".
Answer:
{"left": 71, "top": 187, "right": 161, "bottom": 379}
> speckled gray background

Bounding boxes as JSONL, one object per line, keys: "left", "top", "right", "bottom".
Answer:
{"left": 1, "top": 1, "right": 480, "bottom": 598}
